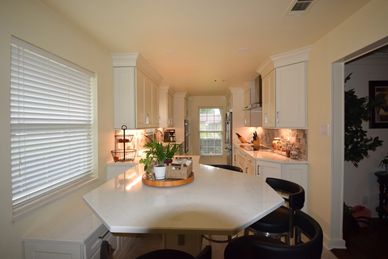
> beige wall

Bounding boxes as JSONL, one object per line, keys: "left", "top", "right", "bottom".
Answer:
{"left": 307, "top": 0, "right": 388, "bottom": 245}
{"left": 187, "top": 96, "right": 227, "bottom": 160}
{"left": 0, "top": 0, "right": 113, "bottom": 258}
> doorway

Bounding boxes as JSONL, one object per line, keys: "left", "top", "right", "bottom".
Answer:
{"left": 331, "top": 38, "right": 388, "bottom": 248}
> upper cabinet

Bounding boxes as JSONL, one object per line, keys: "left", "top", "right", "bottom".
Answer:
{"left": 243, "top": 82, "right": 262, "bottom": 127}
{"left": 113, "top": 53, "right": 162, "bottom": 129}
{"left": 159, "top": 84, "right": 174, "bottom": 128}
{"left": 259, "top": 46, "right": 310, "bottom": 129}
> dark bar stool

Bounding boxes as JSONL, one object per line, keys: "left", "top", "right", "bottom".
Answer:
{"left": 225, "top": 211, "right": 323, "bottom": 259}
{"left": 246, "top": 177, "right": 305, "bottom": 244}
{"left": 100, "top": 241, "right": 211, "bottom": 259}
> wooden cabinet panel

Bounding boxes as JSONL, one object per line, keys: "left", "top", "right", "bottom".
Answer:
{"left": 262, "top": 70, "right": 276, "bottom": 128}
{"left": 275, "top": 62, "right": 306, "bottom": 128}
{"left": 113, "top": 53, "right": 162, "bottom": 129}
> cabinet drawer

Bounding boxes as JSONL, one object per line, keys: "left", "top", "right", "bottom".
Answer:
{"left": 84, "top": 224, "right": 108, "bottom": 259}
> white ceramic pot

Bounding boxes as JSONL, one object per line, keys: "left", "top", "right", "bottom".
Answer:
{"left": 154, "top": 165, "right": 166, "bottom": 180}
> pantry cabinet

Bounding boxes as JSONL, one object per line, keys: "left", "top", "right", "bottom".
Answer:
{"left": 113, "top": 53, "right": 162, "bottom": 129}
{"left": 259, "top": 47, "right": 309, "bottom": 129}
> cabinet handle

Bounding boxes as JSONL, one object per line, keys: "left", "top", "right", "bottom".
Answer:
{"left": 276, "top": 111, "right": 279, "bottom": 125}
{"left": 145, "top": 113, "right": 150, "bottom": 125}
{"left": 99, "top": 230, "right": 110, "bottom": 239}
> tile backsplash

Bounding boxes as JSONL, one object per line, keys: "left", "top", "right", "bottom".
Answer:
{"left": 235, "top": 127, "right": 308, "bottom": 160}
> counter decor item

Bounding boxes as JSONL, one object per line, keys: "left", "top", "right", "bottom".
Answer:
{"left": 236, "top": 133, "right": 248, "bottom": 143}
{"left": 142, "top": 157, "right": 194, "bottom": 187}
{"left": 111, "top": 125, "right": 136, "bottom": 162}
{"left": 252, "top": 131, "right": 260, "bottom": 150}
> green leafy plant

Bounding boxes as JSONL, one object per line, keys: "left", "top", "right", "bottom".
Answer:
{"left": 143, "top": 141, "right": 166, "bottom": 165}
{"left": 165, "top": 143, "right": 180, "bottom": 163}
{"left": 140, "top": 141, "right": 180, "bottom": 171}
{"left": 344, "top": 73, "right": 383, "bottom": 167}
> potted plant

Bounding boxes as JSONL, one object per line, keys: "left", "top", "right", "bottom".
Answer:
{"left": 140, "top": 141, "right": 180, "bottom": 180}
{"left": 165, "top": 143, "right": 180, "bottom": 165}
{"left": 344, "top": 73, "right": 383, "bottom": 167}
{"left": 379, "top": 153, "right": 388, "bottom": 172}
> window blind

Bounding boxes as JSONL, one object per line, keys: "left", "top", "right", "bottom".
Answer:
{"left": 199, "top": 108, "right": 223, "bottom": 156}
{"left": 10, "top": 37, "right": 96, "bottom": 215}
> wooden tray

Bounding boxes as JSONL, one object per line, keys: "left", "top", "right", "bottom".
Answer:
{"left": 142, "top": 173, "right": 194, "bottom": 187}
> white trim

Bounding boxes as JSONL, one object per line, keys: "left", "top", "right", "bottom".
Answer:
{"left": 330, "top": 36, "right": 388, "bottom": 249}
{"left": 270, "top": 46, "right": 311, "bottom": 68}
{"left": 112, "top": 53, "right": 163, "bottom": 84}
{"left": 331, "top": 62, "right": 345, "bottom": 247}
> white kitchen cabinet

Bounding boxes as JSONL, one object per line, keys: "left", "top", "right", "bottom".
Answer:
{"left": 113, "top": 53, "right": 162, "bottom": 129}
{"left": 256, "top": 160, "right": 308, "bottom": 211}
{"left": 233, "top": 146, "right": 255, "bottom": 175}
{"left": 243, "top": 82, "right": 262, "bottom": 127}
{"left": 262, "top": 70, "right": 276, "bottom": 128}
{"left": 159, "top": 85, "right": 174, "bottom": 128}
{"left": 24, "top": 202, "right": 136, "bottom": 259}
{"left": 259, "top": 47, "right": 309, "bottom": 129}
{"left": 275, "top": 62, "right": 306, "bottom": 128}
{"left": 173, "top": 91, "right": 187, "bottom": 142}
{"left": 243, "top": 87, "right": 251, "bottom": 126}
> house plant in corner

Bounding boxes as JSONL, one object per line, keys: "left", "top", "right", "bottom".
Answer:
{"left": 379, "top": 153, "right": 388, "bottom": 173}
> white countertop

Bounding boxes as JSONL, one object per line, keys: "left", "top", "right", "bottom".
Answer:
{"left": 83, "top": 163, "right": 283, "bottom": 235}
{"left": 235, "top": 144, "right": 308, "bottom": 164}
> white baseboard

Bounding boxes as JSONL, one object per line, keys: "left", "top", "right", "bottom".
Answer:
{"left": 323, "top": 233, "right": 346, "bottom": 250}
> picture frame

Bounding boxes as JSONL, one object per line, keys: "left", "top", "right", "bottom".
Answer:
{"left": 369, "top": 80, "right": 388, "bottom": 128}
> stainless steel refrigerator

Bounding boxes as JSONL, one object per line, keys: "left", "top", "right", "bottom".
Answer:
{"left": 225, "top": 112, "right": 233, "bottom": 165}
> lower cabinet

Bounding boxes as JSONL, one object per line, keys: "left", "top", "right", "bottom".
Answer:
{"left": 256, "top": 160, "right": 308, "bottom": 211}
{"left": 233, "top": 147, "right": 255, "bottom": 175}
{"left": 233, "top": 146, "right": 308, "bottom": 211}
{"left": 24, "top": 224, "right": 137, "bottom": 259}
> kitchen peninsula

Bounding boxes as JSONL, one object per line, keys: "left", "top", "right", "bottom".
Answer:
{"left": 83, "top": 161, "right": 283, "bottom": 254}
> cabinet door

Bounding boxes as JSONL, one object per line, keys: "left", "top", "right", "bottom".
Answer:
{"left": 243, "top": 88, "right": 250, "bottom": 126}
{"left": 257, "top": 161, "right": 281, "bottom": 180}
{"left": 275, "top": 62, "right": 306, "bottom": 128}
{"left": 168, "top": 93, "right": 174, "bottom": 126}
{"left": 144, "top": 76, "right": 153, "bottom": 127}
{"left": 136, "top": 70, "right": 146, "bottom": 128}
{"left": 114, "top": 67, "right": 136, "bottom": 129}
{"left": 262, "top": 70, "right": 276, "bottom": 128}
{"left": 235, "top": 150, "right": 246, "bottom": 173}
{"left": 246, "top": 158, "right": 255, "bottom": 176}
{"left": 150, "top": 81, "right": 159, "bottom": 127}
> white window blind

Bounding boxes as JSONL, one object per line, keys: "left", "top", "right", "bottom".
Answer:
{"left": 10, "top": 37, "right": 96, "bottom": 216}
{"left": 199, "top": 108, "right": 223, "bottom": 156}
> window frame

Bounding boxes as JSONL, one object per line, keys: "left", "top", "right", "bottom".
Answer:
{"left": 198, "top": 107, "right": 224, "bottom": 156}
{"left": 10, "top": 36, "right": 98, "bottom": 218}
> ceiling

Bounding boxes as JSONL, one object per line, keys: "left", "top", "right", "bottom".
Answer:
{"left": 41, "top": 0, "right": 370, "bottom": 96}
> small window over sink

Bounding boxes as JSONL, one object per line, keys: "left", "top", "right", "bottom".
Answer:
{"left": 199, "top": 108, "right": 223, "bottom": 156}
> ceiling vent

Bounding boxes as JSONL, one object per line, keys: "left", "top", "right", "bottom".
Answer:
{"left": 289, "top": 0, "right": 315, "bottom": 14}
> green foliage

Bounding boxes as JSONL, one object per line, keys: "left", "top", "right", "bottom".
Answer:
{"left": 140, "top": 141, "right": 180, "bottom": 170}
{"left": 165, "top": 143, "right": 180, "bottom": 160}
{"left": 379, "top": 153, "right": 388, "bottom": 168}
{"left": 345, "top": 88, "right": 383, "bottom": 167}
